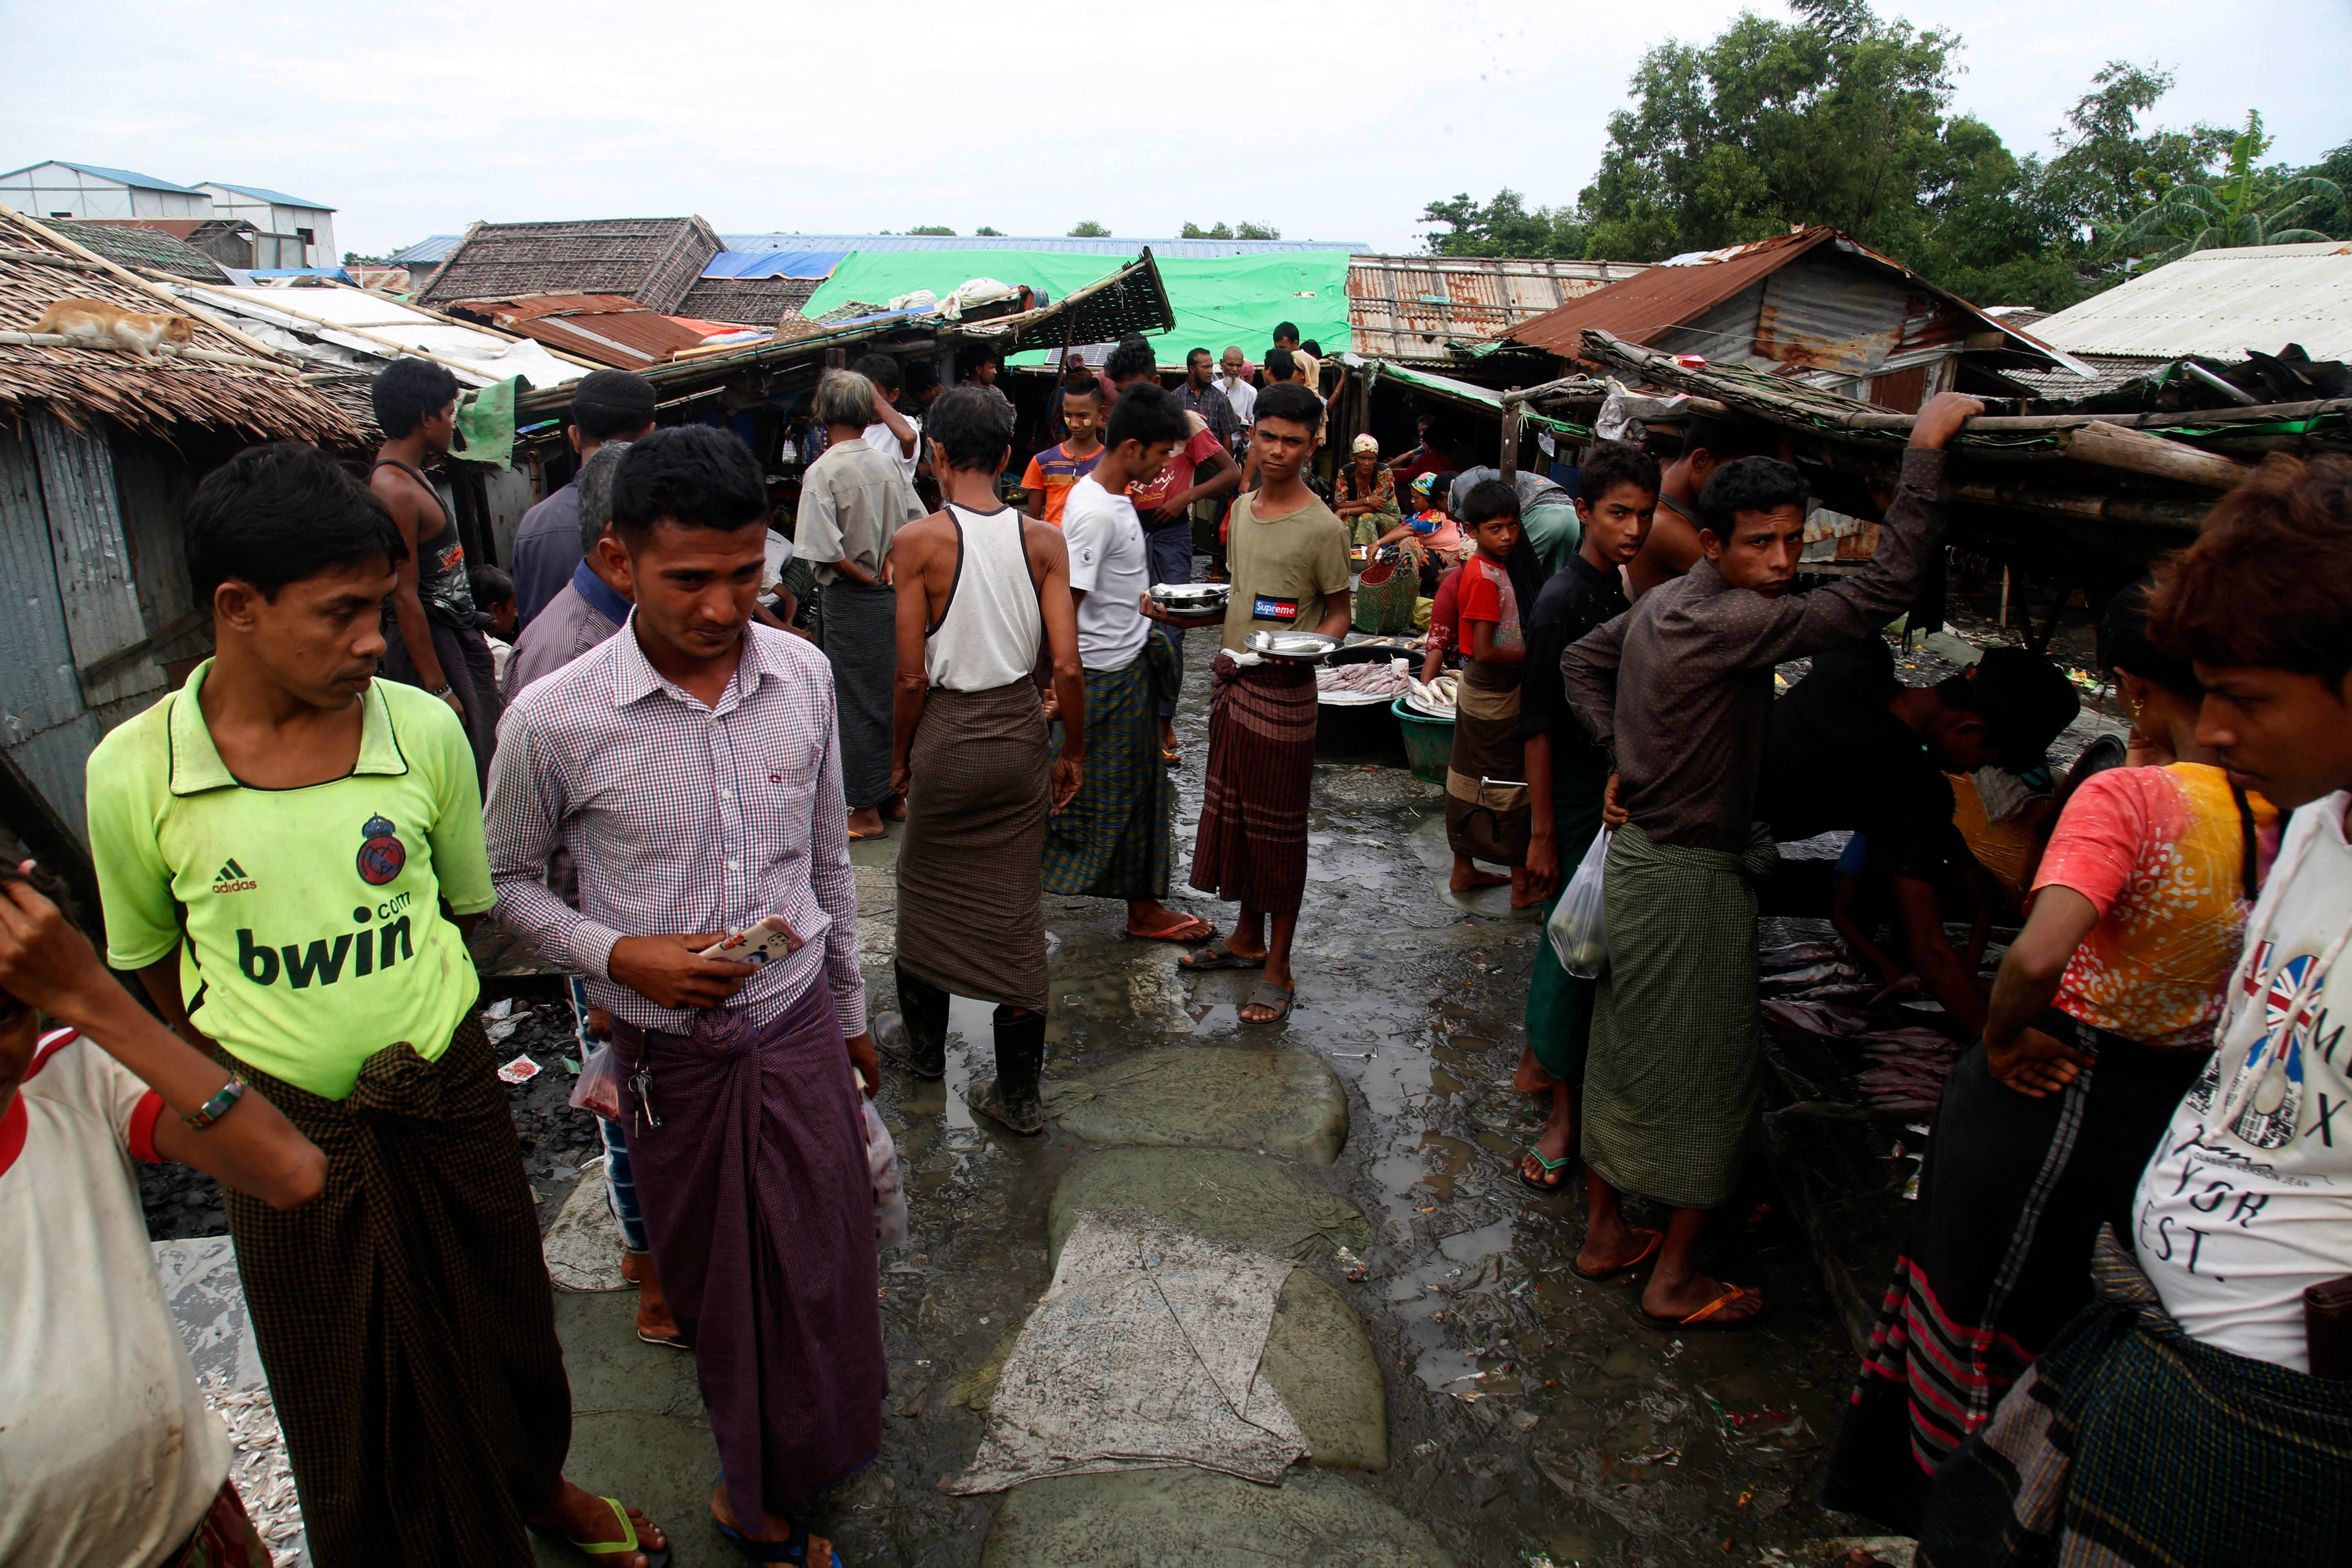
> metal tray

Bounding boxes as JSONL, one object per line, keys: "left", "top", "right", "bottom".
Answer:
{"left": 1243, "top": 629, "right": 1339, "bottom": 662}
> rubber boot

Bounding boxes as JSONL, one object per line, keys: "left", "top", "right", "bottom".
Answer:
{"left": 882, "top": 965, "right": 948, "bottom": 1080}
{"left": 968, "top": 1005, "right": 1047, "bottom": 1135}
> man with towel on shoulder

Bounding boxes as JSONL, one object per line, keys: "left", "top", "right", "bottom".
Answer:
{"left": 798, "top": 370, "right": 926, "bottom": 840}
{"left": 1146, "top": 381, "right": 1350, "bottom": 1026}
{"left": 885, "top": 388, "right": 1088, "bottom": 1134}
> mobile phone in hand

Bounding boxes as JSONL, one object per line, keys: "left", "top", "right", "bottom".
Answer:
{"left": 698, "top": 916, "right": 804, "bottom": 968}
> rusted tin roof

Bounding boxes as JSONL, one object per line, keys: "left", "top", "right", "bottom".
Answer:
{"left": 1503, "top": 228, "right": 2074, "bottom": 376}
{"left": 439, "top": 292, "right": 715, "bottom": 368}
{"left": 1347, "top": 254, "right": 1651, "bottom": 361}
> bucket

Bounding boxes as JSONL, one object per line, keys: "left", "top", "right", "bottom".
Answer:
{"left": 1391, "top": 695, "right": 1453, "bottom": 786}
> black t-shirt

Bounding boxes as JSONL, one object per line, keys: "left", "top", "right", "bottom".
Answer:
{"left": 1515, "top": 554, "right": 1632, "bottom": 802}
{"left": 1760, "top": 636, "right": 1959, "bottom": 881}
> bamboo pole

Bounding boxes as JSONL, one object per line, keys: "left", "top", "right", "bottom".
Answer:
{"left": 0, "top": 331, "right": 294, "bottom": 374}
{"left": 2062, "top": 419, "right": 2251, "bottom": 490}
{"left": 6, "top": 211, "right": 301, "bottom": 366}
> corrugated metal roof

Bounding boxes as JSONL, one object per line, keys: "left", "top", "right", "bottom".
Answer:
{"left": 701, "top": 248, "right": 848, "bottom": 279}
{"left": 386, "top": 234, "right": 461, "bottom": 265}
{"left": 203, "top": 182, "right": 334, "bottom": 211}
{"left": 438, "top": 293, "right": 715, "bottom": 368}
{"left": 2030, "top": 241, "right": 2352, "bottom": 362}
{"left": 717, "top": 233, "right": 1370, "bottom": 258}
{"left": 9, "top": 161, "right": 205, "bottom": 195}
{"left": 1503, "top": 230, "right": 1834, "bottom": 354}
{"left": 1347, "top": 254, "right": 1651, "bottom": 361}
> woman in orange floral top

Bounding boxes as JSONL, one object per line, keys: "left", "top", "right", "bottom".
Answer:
{"left": 1826, "top": 580, "right": 2277, "bottom": 1535}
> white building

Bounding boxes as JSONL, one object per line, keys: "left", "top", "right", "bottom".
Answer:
{"left": 0, "top": 161, "right": 212, "bottom": 221}
{"left": 196, "top": 183, "right": 338, "bottom": 268}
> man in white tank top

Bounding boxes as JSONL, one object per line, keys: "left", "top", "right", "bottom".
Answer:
{"left": 882, "top": 389, "right": 1088, "bottom": 1135}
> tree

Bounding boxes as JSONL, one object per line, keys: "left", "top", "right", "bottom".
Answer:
{"left": 976, "top": 226, "right": 1005, "bottom": 236}
{"left": 909, "top": 224, "right": 956, "bottom": 236}
{"left": 2109, "top": 111, "right": 2343, "bottom": 266}
{"left": 1235, "top": 221, "right": 1282, "bottom": 240}
{"left": 1577, "top": 0, "right": 1964, "bottom": 261}
{"left": 1068, "top": 220, "right": 1111, "bottom": 237}
{"left": 1421, "top": 189, "right": 1585, "bottom": 257}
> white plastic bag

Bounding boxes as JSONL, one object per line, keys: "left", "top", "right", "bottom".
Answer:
{"left": 570, "top": 1039, "right": 624, "bottom": 1119}
{"left": 862, "top": 1080, "right": 908, "bottom": 1247}
{"left": 1547, "top": 829, "right": 1611, "bottom": 979}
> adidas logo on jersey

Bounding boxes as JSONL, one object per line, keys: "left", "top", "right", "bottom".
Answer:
{"left": 211, "top": 858, "right": 257, "bottom": 894}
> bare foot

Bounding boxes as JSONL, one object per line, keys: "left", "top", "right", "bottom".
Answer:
{"left": 1640, "top": 1272, "right": 1766, "bottom": 1325}
{"left": 1449, "top": 864, "right": 1509, "bottom": 893}
{"left": 1508, "top": 866, "right": 1544, "bottom": 909}
{"left": 1575, "top": 1224, "right": 1660, "bottom": 1279}
{"left": 1514, "top": 1046, "right": 1557, "bottom": 1095}
{"left": 884, "top": 792, "right": 909, "bottom": 821}
{"left": 846, "top": 807, "right": 886, "bottom": 839}
{"left": 628, "top": 1252, "right": 683, "bottom": 1344}
{"left": 712, "top": 1483, "right": 831, "bottom": 1563}
{"left": 532, "top": 1481, "right": 665, "bottom": 1568}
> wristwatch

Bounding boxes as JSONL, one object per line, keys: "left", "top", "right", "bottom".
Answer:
{"left": 428, "top": 682, "right": 456, "bottom": 699}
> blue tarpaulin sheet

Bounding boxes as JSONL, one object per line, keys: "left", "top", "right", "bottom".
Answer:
{"left": 699, "top": 249, "right": 849, "bottom": 280}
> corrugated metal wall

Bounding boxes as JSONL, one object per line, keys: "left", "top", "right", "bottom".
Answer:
{"left": 31, "top": 414, "right": 164, "bottom": 712}
{"left": 0, "top": 424, "right": 102, "bottom": 838}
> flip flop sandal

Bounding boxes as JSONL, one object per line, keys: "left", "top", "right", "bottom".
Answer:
{"left": 1239, "top": 980, "right": 1294, "bottom": 1025}
{"left": 714, "top": 1518, "right": 840, "bottom": 1565}
{"left": 1571, "top": 1227, "right": 1663, "bottom": 1281}
{"left": 1179, "top": 938, "right": 1265, "bottom": 972}
{"left": 1639, "top": 1282, "right": 1773, "bottom": 1332}
{"left": 1514, "top": 1145, "right": 1576, "bottom": 1194}
{"left": 1161, "top": 746, "right": 1183, "bottom": 767}
{"left": 1125, "top": 915, "right": 1217, "bottom": 943}
{"left": 532, "top": 1496, "right": 671, "bottom": 1568}
{"left": 636, "top": 1329, "right": 693, "bottom": 1350}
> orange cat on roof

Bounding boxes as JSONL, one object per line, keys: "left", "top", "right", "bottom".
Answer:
{"left": 30, "top": 298, "right": 196, "bottom": 363}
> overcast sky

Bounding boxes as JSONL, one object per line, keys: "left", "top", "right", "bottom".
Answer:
{"left": 2, "top": 0, "right": 2344, "bottom": 258}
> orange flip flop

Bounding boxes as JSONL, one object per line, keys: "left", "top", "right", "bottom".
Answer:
{"left": 1641, "top": 1283, "right": 1771, "bottom": 1332}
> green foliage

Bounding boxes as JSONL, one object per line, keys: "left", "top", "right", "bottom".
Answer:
{"left": 1181, "top": 220, "right": 1282, "bottom": 240}
{"left": 1414, "top": 0, "right": 2340, "bottom": 314}
{"left": 1421, "top": 189, "right": 1586, "bottom": 257}
{"left": 909, "top": 224, "right": 956, "bottom": 236}
{"left": 975, "top": 226, "right": 1005, "bottom": 236}
{"left": 1067, "top": 220, "right": 1111, "bottom": 237}
{"left": 2108, "top": 111, "right": 2345, "bottom": 265}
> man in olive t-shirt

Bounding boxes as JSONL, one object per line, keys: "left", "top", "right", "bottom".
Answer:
{"left": 1145, "top": 383, "right": 1350, "bottom": 1026}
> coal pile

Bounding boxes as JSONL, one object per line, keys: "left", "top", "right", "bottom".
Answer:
{"left": 139, "top": 996, "right": 604, "bottom": 1241}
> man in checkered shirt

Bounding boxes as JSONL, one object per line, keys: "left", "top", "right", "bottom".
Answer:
{"left": 484, "top": 426, "right": 884, "bottom": 1559}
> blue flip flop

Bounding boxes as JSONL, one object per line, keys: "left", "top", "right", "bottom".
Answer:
{"left": 714, "top": 1517, "right": 842, "bottom": 1566}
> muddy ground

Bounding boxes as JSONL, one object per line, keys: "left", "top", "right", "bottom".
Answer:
{"left": 142, "top": 580, "right": 2115, "bottom": 1568}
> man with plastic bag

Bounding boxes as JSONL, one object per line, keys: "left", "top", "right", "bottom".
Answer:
{"left": 1512, "top": 440, "right": 1659, "bottom": 1192}
{"left": 484, "top": 427, "right": 884, "bottom": 1563}
{"left": 1561, "top": 393, "right": 1981, "bottom": 1329}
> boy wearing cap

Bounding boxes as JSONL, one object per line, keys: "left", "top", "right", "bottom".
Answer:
{"left": 1760, "top": 637, "right": 2081, "bottom": 1035}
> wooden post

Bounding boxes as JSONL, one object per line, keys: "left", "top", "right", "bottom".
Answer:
{"left": 2062, "top": 419, "right": 2251, "bottom": 490}
{"left": 1500, "top": 388, "right": 1522, "bottom": 482}
{"left": 1998, "top": 565, "right": 2010, "bottom": 629}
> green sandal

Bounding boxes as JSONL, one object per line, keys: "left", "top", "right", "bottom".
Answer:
{"left": 532, "top": 1497, "right": 670, "bottom": 1568}
{"left": 1515, "top": 1145, "right": 1574, "bottom": 1194}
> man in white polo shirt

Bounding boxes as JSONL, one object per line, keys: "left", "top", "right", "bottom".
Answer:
{"left": 1044, "top": 382, "right": 1214, "bottom": 945}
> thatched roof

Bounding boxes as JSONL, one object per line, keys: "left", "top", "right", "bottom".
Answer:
{"left": 416, "top": 217, "right": 723, "bottom": 314}
{"left": 0, "top": 209, "right": 361, "bottom": 444}
{"left": 48, "top": 219, "right": 234, "bottom": 283}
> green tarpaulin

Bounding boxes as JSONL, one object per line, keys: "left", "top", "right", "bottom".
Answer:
{"left": 453, "top": 375, "right": 517, "bottom": 470}
{"left": 797, "top": 249, "right": 1353, "bottom": 365}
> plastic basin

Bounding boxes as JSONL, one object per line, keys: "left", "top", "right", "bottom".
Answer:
{"left": 1390, "top": 695, "right": 1453, "bottom": 786}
